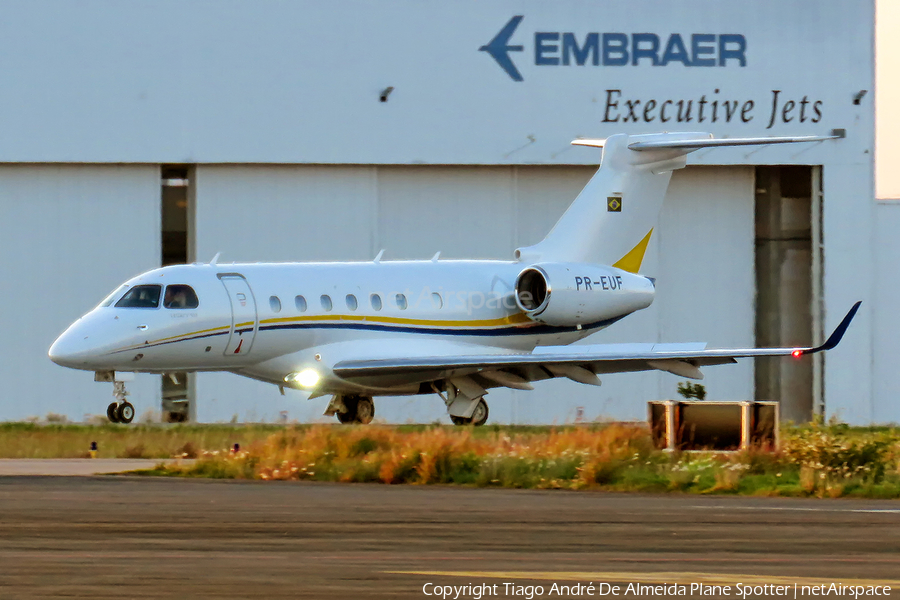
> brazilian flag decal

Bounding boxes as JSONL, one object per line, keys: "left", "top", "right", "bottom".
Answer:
{"left": 607, "top": 196, "right": 622, "bottom": 212}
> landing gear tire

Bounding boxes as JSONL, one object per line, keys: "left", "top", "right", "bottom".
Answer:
{"left": 450, "top": 398, "right": 489, "bottom": 427}
{"left": 336, "top": 399, "right": 357, "bottom": 424}
{"left": 355, "top": 397, "right": 375, "bottom": 424}
{"left": 335, "top": 396, "right": 375, "bottom": 424}
{"left": 470, "top": 398, "right": 489, "bottom": 427}
{"left": 116, "top": 402, "right": 135, "bottom": 424}
{"left": 107, "top": 402, "right": 120, "bottom": 423}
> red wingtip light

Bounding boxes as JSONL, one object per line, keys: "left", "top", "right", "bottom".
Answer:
{"left": 792, "top": 349, "right": 803, "bottom": 358}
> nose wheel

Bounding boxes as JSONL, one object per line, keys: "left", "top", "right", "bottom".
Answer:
{"left": 106, "top": 380, "right": 135, "bottom": 424}
{"left": 107, "top": 401, "right": 135, "bottom": 424}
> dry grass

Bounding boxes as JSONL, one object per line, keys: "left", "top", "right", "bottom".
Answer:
{"left": 146, "top": 422, "right": 900, "bottom": 497}
{"left": 153, "top": 423, "right": 656, "bottom": 485}
{"left": 0, "top": 422, "right": 284, "bottom": 458}
{"left": 5, "top": 420, "right": 900, "bottom": 497}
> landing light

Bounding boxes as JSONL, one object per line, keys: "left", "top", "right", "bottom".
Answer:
{"left": 289, "top": 368, "right": 320, "bottom": 388}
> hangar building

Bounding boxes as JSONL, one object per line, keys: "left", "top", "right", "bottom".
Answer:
{"left": 2, "top": 1, "right": 887, "bottom": 424}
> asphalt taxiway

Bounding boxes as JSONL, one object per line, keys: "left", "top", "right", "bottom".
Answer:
{"left": 0, "top": 476, "right": 897, "bottom": 598}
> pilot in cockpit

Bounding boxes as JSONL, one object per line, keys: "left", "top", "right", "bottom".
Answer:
{"left": 164, "top": 286, "right": 189, "bottom": 309}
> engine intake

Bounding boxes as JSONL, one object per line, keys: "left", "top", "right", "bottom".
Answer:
{"left": 514, "top": 263, "right": 654, "bottom": 327}
{"left": 515, "top": 267, "right": 549, "bottom": 312}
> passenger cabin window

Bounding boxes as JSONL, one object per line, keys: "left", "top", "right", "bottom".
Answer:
{"left": 395, "top": 293, "right": 408, "bottom": 310}
{"left": 115, "top": 285, "right": 162, "bottom": 308}
{"left": 370, "top": 294, "right": 382, "bottom": 311}
{"left": 346, "top": 294, "right": 358, "bottom": 311}
{"left": 431, "top": 292, "right": 443, "bottom": 309}
{"left": 295, "top": 295, "right": 307, "bottom": 312}
{"left": 321, "top": 295, "right": 333, "bottom": 311}
{"left": 269, "top": 296, "right": 282, "bottom": 313}
{"left": 163, "top": 285, "right": 199, "bottom": 309}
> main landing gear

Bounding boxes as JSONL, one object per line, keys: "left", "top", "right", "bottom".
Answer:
{"left": 450, "top": 398, "right": 489, "bottom": 427}
{"left": 326, "top": 395, "right": 375, "bottom": 424}
{"left": 106, "top": 379, "right": 135, "bottom": 424}
{"left": 435, "top": 381, "right": 490, "bottom": 427}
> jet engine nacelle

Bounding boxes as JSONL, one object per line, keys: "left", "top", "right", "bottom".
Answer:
{"left": 515, "top": 263, "right": 655, "bottom": 327}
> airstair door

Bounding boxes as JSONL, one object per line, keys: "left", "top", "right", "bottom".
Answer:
{"left": 219, "top": 274, "right": 258, "bottom": 356}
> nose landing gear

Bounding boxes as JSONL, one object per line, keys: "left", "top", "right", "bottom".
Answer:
{"left": 106, "top": 381, "right": 136, "bottom": 424}
{"left": 96, "top": 372, "right": 136, "bottom": 424}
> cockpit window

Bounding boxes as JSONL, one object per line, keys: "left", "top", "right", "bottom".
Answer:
{"left": 99, "top": 284, "right": 129, "bottom": 307}
{"left": 115, "top": 285, "right": 162, "bottom": 308}
{"left": 163, "top": 285, "right": 200, "bottom": 309}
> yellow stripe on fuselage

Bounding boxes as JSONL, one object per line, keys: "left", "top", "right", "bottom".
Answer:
{"left": 150, "top": 324, "right": 231, "bottom": 344}
{"left": 111, "top": 312, "right": 535, "bottom": 354}
{"left": 258, "top": 313, "right": 532, "bottom": 328}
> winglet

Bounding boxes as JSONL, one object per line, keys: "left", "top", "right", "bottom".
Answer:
{"left": 802, "top": 301, "right": 862, "bottom": 355}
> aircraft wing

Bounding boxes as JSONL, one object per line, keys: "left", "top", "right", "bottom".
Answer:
{"left": 332, "top": 302, "right": 860, "bottom": 387}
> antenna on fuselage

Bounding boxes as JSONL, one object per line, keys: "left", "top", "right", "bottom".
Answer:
{"left": 209, "top": 252, "right": 221, "bottom": 266}
{"left": 373, "top": 249, "right": 385, "bottom": 263}
{"left": 431, "top": 251, "right": 441, "bottom": 262}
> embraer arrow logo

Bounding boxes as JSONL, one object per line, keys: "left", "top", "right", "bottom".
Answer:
{"left": 479, "top": 15, "right": 525, "bottom": 81}
{"left": 480, "top": 16, "right": 750, "bottom": 82}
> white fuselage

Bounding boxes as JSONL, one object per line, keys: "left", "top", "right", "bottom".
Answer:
{"left": 49, "top": 259, "right": 654, "bottom": 395}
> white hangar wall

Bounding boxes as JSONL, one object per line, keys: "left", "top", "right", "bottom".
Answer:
{"left": 873, "top": 202, "right": 900, "bottom": 425}
{"left": 0, "top": 166, "right": 161, "bottom": 421}
{"left": 193, "top": 165, "right": 754, "bottom": 423}
{"left": 0, "top": 1, "right": 871, "bottom": 165}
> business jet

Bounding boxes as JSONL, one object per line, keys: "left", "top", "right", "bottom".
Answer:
{"left": 49, "top": 131, "right": 859, "bottom": 425}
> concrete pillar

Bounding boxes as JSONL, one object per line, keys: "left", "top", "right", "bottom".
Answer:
{"left": 754, "top": 167, "right": 815, "bottom": 423}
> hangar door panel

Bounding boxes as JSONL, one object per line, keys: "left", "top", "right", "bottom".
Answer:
{"left": 0, "top": 166, "right": 160, "bottom": 421}
{"left": 194, "top": 165, "right": 377, "bottom": 262}
{"left": 375, "top": 166, "right": 516, "bottom": 259}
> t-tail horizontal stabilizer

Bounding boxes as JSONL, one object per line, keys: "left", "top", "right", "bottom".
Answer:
{"left": 571, "top": 132, "right": 843, "bottom": 152}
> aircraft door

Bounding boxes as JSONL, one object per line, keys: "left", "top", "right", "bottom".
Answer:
{"left": 219, "top": 275, "right": 258, "bottom": 356}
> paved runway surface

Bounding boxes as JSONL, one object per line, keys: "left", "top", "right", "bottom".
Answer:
{"left": 0, "top": 477, "right": 898, "bottom": 598}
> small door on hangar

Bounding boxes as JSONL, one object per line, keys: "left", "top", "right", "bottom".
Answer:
{"left": 219, "top": 274, "right": 258, "bottom": 356}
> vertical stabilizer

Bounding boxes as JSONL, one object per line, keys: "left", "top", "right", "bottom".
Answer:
{"left": 515, "top": 131, "right": 837, "bottom": 271}
{"left": 515, "top": 132, "right": 705, "bottom": 270}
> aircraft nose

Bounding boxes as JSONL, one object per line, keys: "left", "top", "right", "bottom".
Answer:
{"left": 49, "top": 327, "right": 94, "bottom": 369}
